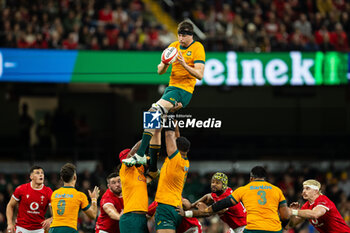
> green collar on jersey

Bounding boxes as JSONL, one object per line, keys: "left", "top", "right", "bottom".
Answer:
{"left": 180, "top": 40, "right": 195, "bottom": 50}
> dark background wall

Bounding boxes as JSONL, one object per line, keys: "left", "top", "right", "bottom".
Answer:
{"left": 1, "top": 84, "right": 350, "bottom": 170}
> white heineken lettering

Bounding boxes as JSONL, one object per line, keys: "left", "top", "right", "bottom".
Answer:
{"left": 201, "top": 51, "right": 317, "bottom": 86}
{"left": 204, "top": 59, "right": 225, "bottom": 85}
{"left": 265, "top": 59, "right": 288, "bottom": 85}
{"left": 226, "top": 52, "right": 239, "bottom": 85}
{"left": 290, "top": 51, "right": 315, "bottom": 85}
{"left": 241, "top": 59, "right": 265, "bottom": 86}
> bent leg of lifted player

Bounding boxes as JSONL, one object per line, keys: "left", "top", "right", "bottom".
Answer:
{"left": 122, "top": 99, "right": 174, "bottom": 166}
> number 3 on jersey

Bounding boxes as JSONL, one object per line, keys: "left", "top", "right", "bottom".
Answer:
{"left": 57, "top": 199, "right": 66, "bottom": 215}
{"left": 257, "top": 190, "right": 267, "bottom": 205}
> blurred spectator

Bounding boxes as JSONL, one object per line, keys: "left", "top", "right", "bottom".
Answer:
{"left": 316, "top": 0, "right": 333, "bottom": 17}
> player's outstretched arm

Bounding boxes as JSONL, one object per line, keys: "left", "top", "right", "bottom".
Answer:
{"left": 104, "top": 204, "right": 123, "bottom": 220}
{"left": 178, "top": 195, "right": 235, "bottom": 218}
{"left": 157, "top": 61, "right": 169, "bottom": 75}
{"left": 6, "top": 197, "right": 17, "bottom": 233}
{"left": 285, "top": 202, "right": 304, "bottom": 229}
{"left": 191, "top": 194, "right": 214, "bottom": 208}
{"left": 165, "top": 116, "right": 178, "bottom": 156}
{"left": 177, "top": 52, "right": 204, "bottom": 80}
{"left": 84, "top": 186, "right": 100, "bottom": 219}
{"left": 291, "top": 206, "right": 327, "bottom": 219}
{"left": 165, "top": 129, "right": 177, "bottom": 157}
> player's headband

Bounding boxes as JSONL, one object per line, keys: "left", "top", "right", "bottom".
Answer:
{"left": 178, "top": 29, "right": 193, "bottom": 36}
{"left": 212, "top": 172, "right": 228, "bottom": 189}
{"left": 304, "top": 184, "right": 320, "bottom": 191}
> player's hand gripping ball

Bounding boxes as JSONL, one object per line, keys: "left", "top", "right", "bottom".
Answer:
{"left": 161, "top": 47, "right": 178, "bottom": 65}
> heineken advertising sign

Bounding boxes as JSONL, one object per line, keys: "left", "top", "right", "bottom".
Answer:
{"left": 0, "top": 49, "right": 348, "bottom": 85}
{"left": 199, "top": 51, "right": 348, "bottom": 86}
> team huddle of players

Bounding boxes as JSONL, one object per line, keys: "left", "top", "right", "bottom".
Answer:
{"left": 6, "top": 20, "right": 350, "bottom": 233}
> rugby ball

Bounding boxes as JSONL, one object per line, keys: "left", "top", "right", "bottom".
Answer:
{"left": 161, "top": 47, "right": 178, "bottom": 65}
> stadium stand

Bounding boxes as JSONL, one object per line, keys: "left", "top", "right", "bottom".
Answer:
{"left": 1, "top": 0, "right": 349, "bottom": 51}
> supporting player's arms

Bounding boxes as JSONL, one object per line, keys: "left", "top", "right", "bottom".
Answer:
{"left": 165, "top": 118, "right": 180, "bottom": 156}
{"left": 103, "top": 204, "right": 123, "bottom": 220}
{"left": 157, "top": 62, "right": 169, "bottom": 75}
{"left": 191, "top": 194, "right": 214, "bottom": 208}
{"left": 127, "top": 140, "right": 142, "bottom": 159}
{"left": 165, "top": 129, "right": 177, "bottom": 157}
{"left": 177, "top": 52, "right": 204, "bottom": 80}
{"left": 6, "top": 197, "right": 17, "bottom": 233}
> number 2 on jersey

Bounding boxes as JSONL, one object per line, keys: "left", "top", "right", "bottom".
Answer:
{"left": 257, "top": 190, "right": 267, "bottom": 205}
{"left": 57, "top": 199, "right": 66, "bottom": 215}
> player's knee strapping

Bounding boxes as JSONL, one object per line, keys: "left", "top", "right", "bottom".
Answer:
{"left": 150, "top": 103, "right": 168, "bottom": 115}
{"left": 150, "top": 103, "right": 168, "bottom": 124}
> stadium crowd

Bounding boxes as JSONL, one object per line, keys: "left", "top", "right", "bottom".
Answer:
{"left": 0, "top": 164, "right": 349, "bottom": 233}
{"left": 0, "top": 0, "right": 174, "bottom": 50}
{"left": 163, "top": 0, "right": 350, "bottom": 52}
{"left": 1, "top": 0, "right": 350, "bottom": 52}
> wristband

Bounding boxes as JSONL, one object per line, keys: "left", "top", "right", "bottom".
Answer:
{"left": 185, "top": 211, "right": 193, "bottom": 218}
{"left": 292, "top": 209, "right": 298, "bottom": 216}
{"left": 91, "top": 198, "right": 97, "bottom": 203}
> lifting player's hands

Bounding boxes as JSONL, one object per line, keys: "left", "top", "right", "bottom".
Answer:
{"left": 88, "top": 186, "right": 100, "bottom": 200}
{"left": 177, "top": 51, "right": 186, "bottom": 67}
{"left": 289, "top": 202, "right": 300, "bottom": 209}
{"left": 169, "top": 102, "right": 183, "bottom": 113}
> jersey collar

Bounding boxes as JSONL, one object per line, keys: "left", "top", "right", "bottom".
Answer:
{"left": 30, "top": 181, "right": 44, "bottom": 190}
{"left": 180, "top": 40, "right": 195, "bottom": 50}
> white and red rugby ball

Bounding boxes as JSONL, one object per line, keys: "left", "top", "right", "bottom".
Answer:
{"left": 161, "top": 47, "right": 178, "bottom": 64}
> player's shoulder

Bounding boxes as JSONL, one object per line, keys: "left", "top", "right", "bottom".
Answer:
{"left": 235, "top": 185, "right": 247, "bottom": 192}
{"left": 169, "top": 41, "right": 179, "bottom": 48}
{"left": 270, "top": 183, "right": 283, "bottom": 191}
{"left": 222, "top": 187, "right": 233, "bottom": 197}
{"left": 76, "top": 189, "right": 87, "bottom": 197}
{"left": 316, "top": 195, "right": 333, "bottom": 205}
{"left": 102, "top": 189, "right": 112, "bottom": 198}
{"left": 301, "top": 201, "right": 310, "bottom": 209}
{"left": 15, "top": 183, "right": 27, "bottom": 190}
{"left": 43, "top": 185, "right": 53, "bottom": 192}
{"left": 193, "top": 41, "right": 205, "bottom": 50}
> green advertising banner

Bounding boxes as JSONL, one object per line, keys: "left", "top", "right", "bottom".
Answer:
{"left": 200, "top": 51, "right": 348, "bottom": 86}
{"left": 0, "top": 49, "right": 348, "bottom": 85}
{"left": 72, "top": 51, "right": 348, "bottom": 85}
{"left": 72, "top": 51, "right": 170, "bottom": 84}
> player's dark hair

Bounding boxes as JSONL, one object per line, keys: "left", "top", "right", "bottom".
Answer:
{"left": 250, "top": 166, "right": 267, "bottom": 179}
{"left": 60, "top": 163, "right": 76, "bottom": 183}
{"left": 30, "top": 165, "right": 44, "bottom": 174}
{"left": 106, "top": 172, "right": 119, "bottom": 184}
{"left": 176, "top": 136, "right": 191, "bottom": 153}
{"left": 178, "top": 21, "right": 194, "bottom": 35}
